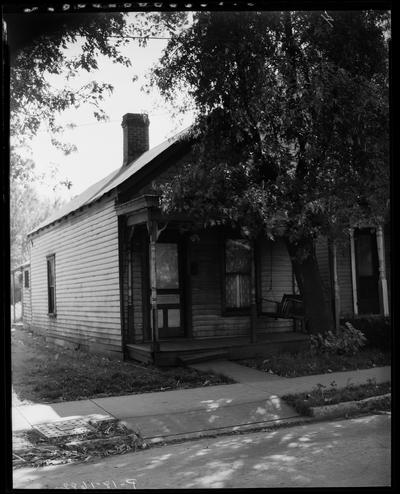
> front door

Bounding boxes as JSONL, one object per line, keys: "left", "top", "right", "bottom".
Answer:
{"left": 152, "top": 242, "right": 184, "bottom": 338}
{"left": 354, "top": 228, "right": 380, "bottom": 315}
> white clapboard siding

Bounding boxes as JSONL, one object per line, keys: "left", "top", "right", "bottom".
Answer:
{"left": 29, "top": 195, "right": 122, "bottom": 357}
{"left": 189, "top": 232, "right": 295, "bottom": 338}
{"left": 190, "top": 232, "right": 250, "bottom": 338}
{"left": 258, "top": 238, "right": 294, "bottom": 333}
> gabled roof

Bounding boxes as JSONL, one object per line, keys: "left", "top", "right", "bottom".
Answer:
{"left": 29, "top": 126, "right": 191, "bottom": 236}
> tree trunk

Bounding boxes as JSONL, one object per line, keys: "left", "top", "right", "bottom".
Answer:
{"left": 285, "top": 237, "right": 334, "bottom": 335}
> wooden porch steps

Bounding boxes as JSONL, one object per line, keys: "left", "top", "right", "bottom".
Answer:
{"left": 178, "top": 350, "right": 229, "bottom": 366}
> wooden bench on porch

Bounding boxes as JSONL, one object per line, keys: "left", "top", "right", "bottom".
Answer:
{"left": 260, "top": 294, "right": 306, "bottom": 333}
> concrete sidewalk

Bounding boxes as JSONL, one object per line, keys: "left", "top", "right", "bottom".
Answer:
{"left": 12, "top": 365, "right": 391, "bottom": 443}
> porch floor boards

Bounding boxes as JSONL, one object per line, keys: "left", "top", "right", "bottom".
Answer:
{"left": 126, "top": 332, "right": 310, "bottom": 366}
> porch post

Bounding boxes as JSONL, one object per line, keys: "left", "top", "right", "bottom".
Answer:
{"left": 349, "top": 229, "right": 358, "bottom": 316}
{"left": 376, "top": 225, "right": 389, "bottom": 316}
{"left": 250, "top": 240, "right": 257, "bottom": 343}
{"left": 148, "top": 220, "right": 160, "bottom": 355}
{"left": 331, "top": 241, "right": 341, "bottom": 332}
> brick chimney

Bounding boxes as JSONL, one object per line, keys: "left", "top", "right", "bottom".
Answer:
{"left": 121, "top": 113, "right": 150, "bottom": 166}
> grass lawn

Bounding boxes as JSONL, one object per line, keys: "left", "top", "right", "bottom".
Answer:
{"left": 238, "top": 347, "right": 390, "bottom": 378}
{"left": 282, "top": 381, "right": 391, "bottom": 416}
{"left": 11, "top": 327, "right": 234, "bottom": 404}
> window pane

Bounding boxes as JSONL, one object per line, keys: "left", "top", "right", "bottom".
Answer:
{"left": 47, "top": 256, "right": 55, "bottom": 313}
{"left": 225, "top": 274, "right": 237, "bottom": 307}
{"left": 156, "top": 244, "right": 179, "bottom": 289}
{"left": 226, "top": 239, "right": 251, "bottom": 273}
{"left": 24, "top": 271, "right": 29, "bottom": 288}
{"left": 168, "top": 309, "right": 180, "bottom": 327}
{"left": 48, "top": 287, "right": 54, "bottom": 314}
{"left": 47, "top": 258, "right": 54, "bottom": 286}
{"left": 225, "top": 274, "right": 251, "bottom": 308}
{"left": 356, "top": 234, "right": 374, "bottom": 277}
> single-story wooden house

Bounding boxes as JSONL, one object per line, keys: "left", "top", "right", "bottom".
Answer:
{"left": 23, "top": 114, "right": 390, "bottom": 365}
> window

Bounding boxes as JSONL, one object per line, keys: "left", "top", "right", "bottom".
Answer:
{"left": 47, "top": 255, "right": 56, "bottom": 315}
{"left": 354, "top": 229, "right": 379, "bottom": 315}
{"left": 155, "top": 243, "right": 179, "bottom": 289}
{"left": 24, "top": 270, "right": 30, "bottom": 289}
{"left": 224, "top": 239, "right": 252, "bottom": 310}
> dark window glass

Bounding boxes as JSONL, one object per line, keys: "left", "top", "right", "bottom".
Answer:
{"left": 47, "top": 255, "right": 56, "bottom": 314}
{"left": 225, "top": 239, "right": 252, "bottom": 309}
{"left": 24, "top": 270, "right": 29, "bottom": 288}
{"left": 355, "top": 234, "right": 374, "bottom": 276}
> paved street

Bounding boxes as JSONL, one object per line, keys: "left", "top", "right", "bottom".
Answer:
{"left": 13, "top": 414, "right": 391, "bottom": 489}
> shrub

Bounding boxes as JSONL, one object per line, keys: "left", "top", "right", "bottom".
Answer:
{"left": 311, "top": 322, "right": 367, "bottom": 355}
{"left": 342, "top": 316, "right": 391, "bottom": 351}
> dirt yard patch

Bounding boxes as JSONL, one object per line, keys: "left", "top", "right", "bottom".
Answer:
{"left": 12, "top": 327, "right": 234, "bottom": 405}
{"left": 13, "top": 415, "right": 146, "bottom": 469}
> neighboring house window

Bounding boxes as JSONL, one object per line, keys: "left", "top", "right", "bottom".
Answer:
{"left": 224, "top": 239, "right": 252, "bottom": 310}
{"left": 47, "top": 255, "right": 56, "bottom": 315}
{"left": 354, "top": 229, "right": 379, "bottom": 315}
{"left": 24, "top": 270, "right": 30, "bottom": 289}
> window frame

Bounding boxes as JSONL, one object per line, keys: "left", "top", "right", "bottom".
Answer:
{"left": 47, "top": 254, "right": 56, "bottom": 316}
{"left": 24, "top": 269, "right": 30, "bottom": 289}
{"left": 353, "top": 228, "right": 380, "bottom": 315}
{"left": 221, "top": 237, "right": 253, "bottom": 316}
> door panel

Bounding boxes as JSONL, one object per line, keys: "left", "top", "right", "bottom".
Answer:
{"left": 151, "top": 242, "right": 184, "bottom": 338}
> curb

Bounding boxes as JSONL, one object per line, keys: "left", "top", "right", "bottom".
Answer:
{"left": 65, "top": 433, "right": 146, "bottom": 451}
{"left": 144, "top": 416, "right": 312, "bottom": 446}
{"left": 310, "top": 393, "right": 391, "bottom": 420}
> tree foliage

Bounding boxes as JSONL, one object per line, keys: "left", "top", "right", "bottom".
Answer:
{"left": 6, "top": 11, "right": 189, "bottom": 268}
{"left": 7, "top": 11, "right": 188, "bottom": 181}
{"left": 10, "top": 174, "right": 66, "bottom": 269}
{"left": 150, "top": 10, "right": 390, "bottom": 334}
{"left": 151, "top": 11, "right": 390, "bottom": 246}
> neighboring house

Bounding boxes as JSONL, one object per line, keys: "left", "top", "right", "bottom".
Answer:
{"left": 316, "top": 227, "right": 390, "bottom": 324}
{"left": 23, "top": 114, "right": 390, "bottom": 365}
{"left": 11, "top": 262, "right": 30, "bottom": 324}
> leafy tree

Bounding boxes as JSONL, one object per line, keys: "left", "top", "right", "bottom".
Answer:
{"left": 10, "top": 172, "right": 66, "bottom": 269}
{"left": 151, "top": 11, "right": 390, "bottom": 334}
{"left": 6, "top": 11, "right": 188, "bottom": 180}
{"left": 6, "top": 11, "right": 188, "bottom": 270}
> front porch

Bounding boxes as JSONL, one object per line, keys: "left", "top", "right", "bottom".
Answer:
{"left": 126, "top": 332, "right": 310, "bottom": 366}
{"left": 117, "top": 194, "right": 307, "bottom": 366}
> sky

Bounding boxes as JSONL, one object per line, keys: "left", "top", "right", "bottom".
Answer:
{"left": 23, "top": 20, "right": 194, "bottom": 201}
